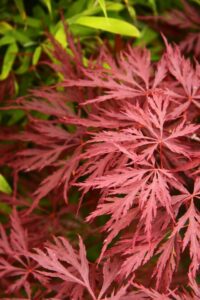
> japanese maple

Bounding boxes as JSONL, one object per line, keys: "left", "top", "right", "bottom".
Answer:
{"left": 0, "top": 27, "right": 200, "bottom": 299}
{"left": 146, "top": 0, "right": 200, "bottom": 59}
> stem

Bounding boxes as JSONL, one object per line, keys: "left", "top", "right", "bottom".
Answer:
{"left": 159, "top": 142, "right": 163, "bottom": 168}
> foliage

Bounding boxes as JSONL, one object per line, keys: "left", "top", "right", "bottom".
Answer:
{"left": 0, "top": 0, "right": 197, "bottom": 101}
{"left": 0, "top": 0, "right": 182, "bottom": 98}
{"left": 0, "top": 0, "right": 141, "bottom": 96}
{"left": 0, "top": 0, "right": 200, "bottom": 299}
{"left": 0, "top": 23, "right": 200, "bottom": 298}
{"left": 150, "top": 0, "right": 200, "bottom": 58}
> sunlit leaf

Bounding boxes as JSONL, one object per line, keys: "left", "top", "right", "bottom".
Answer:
{"left": 0, "top": 174, "right": 12, "bottom": 195}
{"left": 0, "top": 42, "right": 18, "bottom": 80}
{"left": 0, "top": 21, "right": 13, "bottom": 34}
{"left": 125, "top": 2, "right": 136, "bottom": 20}
{"left": 104, "top": 1, "right": 124, "bottom": 12}
{"left": 32, "top": 46, "right": 42, "bottom": 65}
{"left": 190, "top": 0, "right": 200, "bottom": 5}
{"left": 74, "top": 16, "right": 140, "bottom": 37}
{"left": 42, "top": 0, "right": 52, "bottom": 15}
{"left": 98, "top": 0, "right": 107, "bottom": 17}
{"left": 54, "top": 24, "right": 67, "bottom": 48}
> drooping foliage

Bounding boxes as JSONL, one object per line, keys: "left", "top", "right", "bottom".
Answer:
{"left": 0, "top": 26, "right": 200, "bottom": 299}
{"left": 147, "top": 0, "right": 200, "bottom": 59}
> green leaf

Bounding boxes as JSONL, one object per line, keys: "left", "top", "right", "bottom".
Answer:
{"left": 74, "top": 16, "right": 140, "bottom": 37}
{"left": 66, "top": 0, "right": 87, "bottom": 17}
{"left": 0, "top": 202, "right": 11, "bottom": 214}
{"left": 7, "top": 109, "right": 25, "bottom": 125}
{"left": 14, "top": 79, "right": 19, "bottom": 95}
{"left": 42, "top": 0, "right": 52, "bottom": 15}
{"left": 11, "top": 30, "right": 33, "bottom": 46}
{"left": 67, "top": 2, "right": 124, "bottom": 26}
{"left": 125, "top": 1, "right": 136, "bottom": 20}
{"left": 15, "top": 52, "right": 31, "bottom": 74}
{"left": 0, "top": 174, "right": 12, "bottom": 195}
{"left": 0, "top": 35, "right": 15, "bottom": 47}
{"left": 134, "top": 26, "right": 157, "bottom": 46}
{"left": 14, "top": 0, "right": 26, "bottom": 20}
{"left": 54, "top": 24, "right": 67, "bottom": 48}
{"left": 69, "top": 24, "right": 97, "bottom": 37}
{"left": 0, "top": 43, "right": 18, "bottom": 80}
{"left": 106, "top": 2, "right": 124, "bottom": 11}
{"left": 148, "top": 0, "right": 157, "bottom": 15}
{"left": 98, "top": 0, "right": 107, "bottom": 17}
{"left": 32, "top": 46, "right": 42, "bottom": 65}
{"left": 13, "top": 16, "right": 42, "bottom": 28}
{"left": 0, "top": 21, "right": 13, "bottom": 34}
{"left": 190, "top": 0, "right": 200, "bottom": 5}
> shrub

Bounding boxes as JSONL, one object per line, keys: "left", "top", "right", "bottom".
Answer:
{"left": 0, "top": 31, "right": 200, "bottom": 298}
